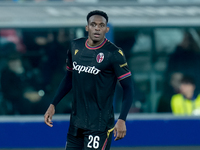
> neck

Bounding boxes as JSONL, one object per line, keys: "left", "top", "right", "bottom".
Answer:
{"left": 87, "top": 37, "right": 105, "bottom": 46}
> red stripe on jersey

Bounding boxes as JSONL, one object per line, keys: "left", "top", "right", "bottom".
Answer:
{"left": 118, "top": 72, "right": 131, "bottom": 81}
{"left": 66, "top": 66, "right": 73, "bottom": 71}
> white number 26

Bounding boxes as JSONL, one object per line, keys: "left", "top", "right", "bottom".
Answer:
{"left": 87, "top": 135, "right": 100, "bottom": 149}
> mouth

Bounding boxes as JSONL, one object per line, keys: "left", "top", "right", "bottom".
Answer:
{"left": 94, "top": 33, "right": 100, "bottom": 38}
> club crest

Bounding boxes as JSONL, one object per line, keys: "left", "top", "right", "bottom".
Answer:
{"left": 96, "top": 53, "right": 104, "bottom": 63}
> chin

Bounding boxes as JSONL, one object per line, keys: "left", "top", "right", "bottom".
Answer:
{"left": 93, "top": 40, "right": 99, "bottom": 43}
{"left": 92, "top": 39, "right": 100, "bottom": 43}
{"left": 92, "top": 37, "right": 102, "bottom": 42}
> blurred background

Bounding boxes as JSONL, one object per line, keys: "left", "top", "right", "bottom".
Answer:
{"left": 1, "top": 0, "right": 200, "bottom": 149}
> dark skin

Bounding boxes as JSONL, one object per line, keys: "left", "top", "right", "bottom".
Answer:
{"left": 85, "top": 15, "right": 109, "bottom": 46}
{"left": 44, "top": 14, "right": 126, "bottom": 141}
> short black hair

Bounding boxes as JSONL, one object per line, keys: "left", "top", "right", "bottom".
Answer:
{"left": 181, "top": 75, "right": 195, "bottom": 85}
{"left": 87, "top": 10, "right": 108, "bottom": 23}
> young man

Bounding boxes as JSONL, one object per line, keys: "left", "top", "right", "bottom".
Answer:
{"left": 44, "top": 10, "right": 134, "bottom": 150}
{"left": 171, "top": 75, "right": 200, "bottom": 115}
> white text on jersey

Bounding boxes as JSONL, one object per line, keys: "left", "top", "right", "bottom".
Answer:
{"left": 73, "top": 61, "right": 101, "bottom": 75}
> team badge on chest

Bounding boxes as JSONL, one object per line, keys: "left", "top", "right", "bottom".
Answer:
{"left": 96, "top": 53, "right": 104, "bottom": 63}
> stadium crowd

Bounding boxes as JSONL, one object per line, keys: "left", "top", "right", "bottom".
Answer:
{"left": 0, "top": 28, "right": 73, "bottom": 115}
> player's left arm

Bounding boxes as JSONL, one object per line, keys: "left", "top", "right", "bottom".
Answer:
{"left": 114, "top": 76, "right": 134, "bottom": 141}
{"left": 111, "top": 49, "right": 134, "bottom": 141}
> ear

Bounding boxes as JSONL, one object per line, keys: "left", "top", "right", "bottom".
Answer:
{"left": 106, "top": 26, "right": 110, "bottom": 33}
{"left": 85, "top": 25, "right": 88, "bottom": 32}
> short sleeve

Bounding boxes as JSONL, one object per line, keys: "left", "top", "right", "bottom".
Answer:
{"left": 111, "top": 49, "right": 131, "bottom": 81}
{"left": 66, "top": 44, "right": 73, "bottom": 72}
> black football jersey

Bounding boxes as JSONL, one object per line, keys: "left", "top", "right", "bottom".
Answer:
{"left": 66, "top": 37, "right": 131, "bottom": 131}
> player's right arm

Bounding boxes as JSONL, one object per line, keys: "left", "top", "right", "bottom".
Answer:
{"left": 44, "top": 47, "right": 73, "bottom": 127}
{"left": 44, "top": 70, "right": 72, "bottom": 127}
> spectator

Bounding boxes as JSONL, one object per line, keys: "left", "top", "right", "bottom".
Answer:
{"left": 22, "top": 30, "right": 63, "bottom": 90}
{"left": 0, "top": 53, "right": 49, "bottom": 115}
{"left": 0, "top": 29, "right": 26, "bottom": 53}
{"left": 22, "top": 29, "right": 73, "bottom": 114}
{"left": 171, "top": 75, "right": 200, "bottom": 115}
{"left": 157, "top": 31, "right": 200, "bottom": 112}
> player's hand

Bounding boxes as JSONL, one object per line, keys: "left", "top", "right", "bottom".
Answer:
{"left": 44, "top": 104, "right": 55, "bottom": 127}
{"left": 113, "top": 119, "right": 126, "bottom": 141}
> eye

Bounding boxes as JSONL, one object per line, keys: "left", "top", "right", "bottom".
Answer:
{"left": 90, "top": 23, "right": 96, "bottom": 27}
{"left": 100, "top": 24, "right": 105, "bottom": 28}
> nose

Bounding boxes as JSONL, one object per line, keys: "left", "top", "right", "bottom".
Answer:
{"left": 95, "top": 25, "right": 100, "bottom": 31}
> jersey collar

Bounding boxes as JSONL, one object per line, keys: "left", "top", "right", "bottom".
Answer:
{"left": 85, "top": 38, "right": 107, "bottom": 50}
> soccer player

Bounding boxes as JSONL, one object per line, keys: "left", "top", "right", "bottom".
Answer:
{"left": 44, "top": 10, "right": 134, "bottom": 150}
